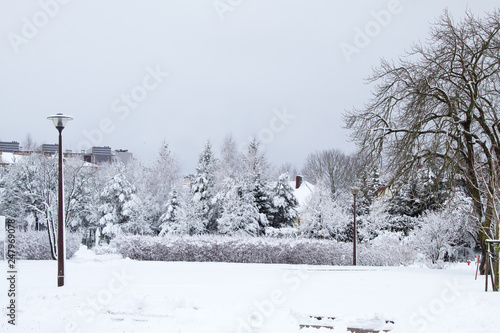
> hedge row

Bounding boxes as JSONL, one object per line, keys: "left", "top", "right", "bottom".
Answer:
{"left": 0, "top": 231, "right": 82, "bottom": 260}
{"left": 112, "top": 234, "right": 416, "bottom": 266}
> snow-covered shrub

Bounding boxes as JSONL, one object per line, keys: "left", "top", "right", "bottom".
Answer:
{"left": 299, "top": 184, "right": 351, "bottom": 241}
{"left": 359, "top": 232, "right": 416, "bottom": 266}
{"left": 357, "top": 200, "right": 392, "bottom": 241}
{"left": 14, "top": 231, "right": 82, "bottom": 260}
{"left": 93, "top": 243, "right": 119, "bottom": 255}
{"left": 112, "top": 235, "right": 398, "bottom": 266}
{"left": 264, "top": 226, "right": 299, "bottom": 239}
{"left": 409, "top": 204, "right": 474, "bottom": 265}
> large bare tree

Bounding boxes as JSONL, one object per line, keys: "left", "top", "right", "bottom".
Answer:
{"left": 301, "top": 149, "right": 357, "bottom": 196}
{"left": 344, "top": 9, "right": 500, "bottom": 284}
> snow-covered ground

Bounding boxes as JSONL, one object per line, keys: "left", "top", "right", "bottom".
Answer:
{"left": 1, "top": 247, "right": 499, "bottom": 333}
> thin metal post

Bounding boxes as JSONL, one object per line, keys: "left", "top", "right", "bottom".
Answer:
{"left": 57, "top": 128, "right": 64, "bottom": 287}
{"left": 353, "top": 193, "right": 357, "bottom": 266}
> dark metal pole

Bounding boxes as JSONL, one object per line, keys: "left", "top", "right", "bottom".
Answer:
{"left": 57, "top": 127, "right": 64, "bottom": 287}
{"left": 353, "top": 193, "right": 357, "bottom": 266}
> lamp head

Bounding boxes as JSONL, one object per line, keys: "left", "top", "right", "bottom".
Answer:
{"left": 351, "top": 187, "right": 360, "bottom": 196}
{"left": 47, "top": 113, "right": 73, "bottom": 132}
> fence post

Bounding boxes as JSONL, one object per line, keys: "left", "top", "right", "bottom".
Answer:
{"left": 485, "top": 239, "right": 500, "bottom": 292}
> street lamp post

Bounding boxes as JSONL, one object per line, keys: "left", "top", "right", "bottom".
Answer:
{"left": 351, "top": 187, "right": 359, "bottom": 266}
{"left": 47, "top": 113, "right": 73, "bottom": 287}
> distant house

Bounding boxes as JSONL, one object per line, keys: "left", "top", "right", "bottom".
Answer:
{"left": 374, "top": 186, "right": 392, "bottom": 200}
{"left": 289, "top": 176, "right": 315, "bottom": 225}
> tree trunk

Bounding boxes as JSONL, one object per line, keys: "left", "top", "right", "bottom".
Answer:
{"left": 480, "top": 236, "right": 488, "bottom": 276}
{"left": 466, "top": 169, "right": 488, "bottom": 274}
{"left": 476, "top": 183, "right": 498, "bottom": 280}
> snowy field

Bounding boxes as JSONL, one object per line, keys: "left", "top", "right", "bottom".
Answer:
{"left": 1, "top": 247, "right": 499, "bottom": 333}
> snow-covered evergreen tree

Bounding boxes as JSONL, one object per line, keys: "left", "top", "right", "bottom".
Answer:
{"left": 356, "top": 168, "right": 382, "bottom": 215}
{"left": 150, "top": 142, "right": 181, "bottom": 212}
{"left": 181, "top": 141, "right": 218, "bottom": 234}
{"left": 215, "top": 134, "right": 243, "bottom": 191}
{"left": 243, "top": 138, "right": 272, "bottom": 231}
{"left": 217, "top": 177, "right": 262, "bottom": 236}
{"left": 159, "top": 189, "right": 186, "bottom": 235}
{"left": 98, "top": 164, "right": 148, "bottom": 238}
{"left": 357, "top": 198, "right": 392, "bottom": 241}
{"left": 0, "top": 166, "right": 6, "bottom": 214}
{"left": 387, "top": 166, "right": 448, "bottom": 235}
{"left": 269, "top": 172, "right": 298, "bottom": 228}
{"left": 192, "top": 141, "right": 217, "bottom": 202}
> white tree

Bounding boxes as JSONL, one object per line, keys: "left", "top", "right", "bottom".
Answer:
{"left": 299, "top": 181, "right": 351, "bottom": 240}
{"left": 151, "top": 141, "right": 182, "bottom": 199}
{"left": 386, "top": 165, "right": 448, "bottom": 235}
{"left": 215, "top": 134, "right": 243, "bottom": 190}
{"left": 181, "top": 141, "right": 218, "bottom": 234}
{"left": 98, "top": 164, "right": 147, "bottom": 238}
{"left": 275, "top": 163, "right": 298, "bottom": 181}
{"left": 410, "top": 187, "right": 476, "bottom": 264}
{"left": 217, "top": 177, "right": 262, "bottom": 236}
{"left": 269, "top": 172, "right": 298, "bottom": 228}
{"left": 63, "top": 157, "right": 99, "bottom": 233}
{"left": 357, "top": 198, "right": 392, "bottom": 241}
{"left": 159, "top": 189, "right": 187, "bottom": 235}
{"left": 243, "top": 138, "right": 272, "bottom": 231}
{"left": 301, "top": 149, "right": 357, "bottom": 196}
{"left": 344, "top": 9, "right": 500, "bottom": 275}
{"left": 22, "top": 133, "right": 37, "bottom": 152}
{"left": 2, "top": 154, "right": 59, "bottom": 258}
{"left": 149, "top": 141, "right": 182, "bottom": 227}
{"left": 0, "top": 166, "right": 6, "bottom": 212}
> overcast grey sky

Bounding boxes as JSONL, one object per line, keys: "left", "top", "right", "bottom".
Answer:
{"left": 0, "top": 0, "right": 497, "bottom": 173}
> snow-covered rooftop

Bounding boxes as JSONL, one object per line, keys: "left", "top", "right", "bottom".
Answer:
{"left": 0, "top": 152, "right": 25, "bottom": 164}
{"left": 289, "top": 180, "right": 315, "bottom": 212}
